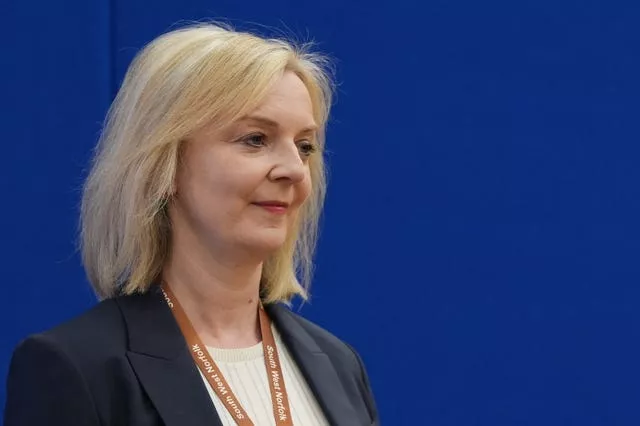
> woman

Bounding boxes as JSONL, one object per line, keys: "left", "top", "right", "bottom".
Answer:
{"left": 4, "top": 23, "right": 378, "bottom": 426}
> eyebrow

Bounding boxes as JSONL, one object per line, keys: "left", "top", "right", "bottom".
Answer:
{"left": 240, "top": 114, "right": 318, "bottom": 134}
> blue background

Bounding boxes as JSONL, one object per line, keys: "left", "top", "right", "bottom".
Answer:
{"left": 2, "top": 0, "right": 640, "bottom": 424}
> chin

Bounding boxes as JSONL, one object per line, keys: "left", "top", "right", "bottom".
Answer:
{"left": 240, "top": 229, "right": 289, "bottom": 255}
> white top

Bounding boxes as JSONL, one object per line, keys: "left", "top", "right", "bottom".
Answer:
{"left": 199, "top": 326, "right": 330, "bottom": 426}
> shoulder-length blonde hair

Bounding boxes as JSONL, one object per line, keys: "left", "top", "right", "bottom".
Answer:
{"left": 80, "top": 23, "right": 334, "bottom": 303}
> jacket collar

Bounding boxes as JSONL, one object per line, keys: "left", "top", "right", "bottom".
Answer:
{"left": 116, "top": 286, "right": 222, "bottom": 425}
{"left": 116, "top": 286, "right": 361, "bottom": 425}
{"left": 266, "top": 303, "right": 363, "bottom": 425}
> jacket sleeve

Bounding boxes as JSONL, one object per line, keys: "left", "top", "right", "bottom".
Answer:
{"left": 346, "top": 343, "right": 380, "bottom": 425}
{"left": 4, "top": 334, "right": 101, "bottom": 426}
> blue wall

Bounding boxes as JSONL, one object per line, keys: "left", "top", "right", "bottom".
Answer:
{"left": 2, "top": 1, "right": 640, "bottom": 424}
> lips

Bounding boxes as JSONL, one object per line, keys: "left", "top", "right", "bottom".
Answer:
{"left": 252, "top": 201, "right": 290, "bottom": 208}
{"left": 252, "top": 200, "right": 290, "bottom": 214}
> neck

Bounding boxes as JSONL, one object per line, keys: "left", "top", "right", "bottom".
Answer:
{"left": 162, "top": 239, "right": 264, "bottom": 349}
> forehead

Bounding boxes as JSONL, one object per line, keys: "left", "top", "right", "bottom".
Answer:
{"left": 241, "top": 72, "right": 316, "bottom": 128}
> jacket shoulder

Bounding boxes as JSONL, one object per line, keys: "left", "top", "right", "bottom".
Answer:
{"left": 6, "top": 297, "right": 143, "bottom": 426}
{"left": 274, "top": 305, "right": 360, "bottom": 364}
{"left": 24, "top": 297, "right": 128, "bottom": 366}
{"left": 272, "top": 305, "right": 380, "bottom": 423}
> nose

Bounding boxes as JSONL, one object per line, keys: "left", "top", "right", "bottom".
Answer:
{"left": 267, "top": 140, "right": 307, "bottom": 183}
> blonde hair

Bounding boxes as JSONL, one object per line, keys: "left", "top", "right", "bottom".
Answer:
{"left": 80, "top": 23, "right": 334, "bottom": 303}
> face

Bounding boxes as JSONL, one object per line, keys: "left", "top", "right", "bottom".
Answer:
{"left": 169, "top": 71, "right": 317, "bottom": 260}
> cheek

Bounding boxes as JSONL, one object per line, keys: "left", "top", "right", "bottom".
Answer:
{"left": 176, "top": 149, "right": 236, "bottom": 215}
{"left": 300, "top": 173, "right": 313, "bottom": 202}
{"left": 184, "top": 148, "right": 249, "bottom": 198}
{"left": 289, "top": 176, "right": 313, "bottom": 219}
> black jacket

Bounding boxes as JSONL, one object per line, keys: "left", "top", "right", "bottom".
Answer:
{"left": 4, "top": 287, "right": 378, "bottom": 425}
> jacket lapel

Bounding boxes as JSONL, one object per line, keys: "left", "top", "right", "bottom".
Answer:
{"left": 267, "top": 304, "right": 363, "bottom": 426}
{"left": 116, "top": 288, "right": 223, "bottom": 426}
{"left": 115, "top": 288, "right": 362, "bottom": 426}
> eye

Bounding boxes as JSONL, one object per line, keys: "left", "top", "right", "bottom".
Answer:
{"left": 297, "top": 140, "right": 317, "bottom": 158}
{"left": 240, "top": 132, "right": 267, "bottom": 148}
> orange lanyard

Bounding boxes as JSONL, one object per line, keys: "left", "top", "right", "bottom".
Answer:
{"left": 160, "top": 283, "right": 294, "bottom": 425}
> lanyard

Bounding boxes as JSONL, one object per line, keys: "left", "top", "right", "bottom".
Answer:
{"left": 160, "top": 283, "right": 294, "bottom": 426}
